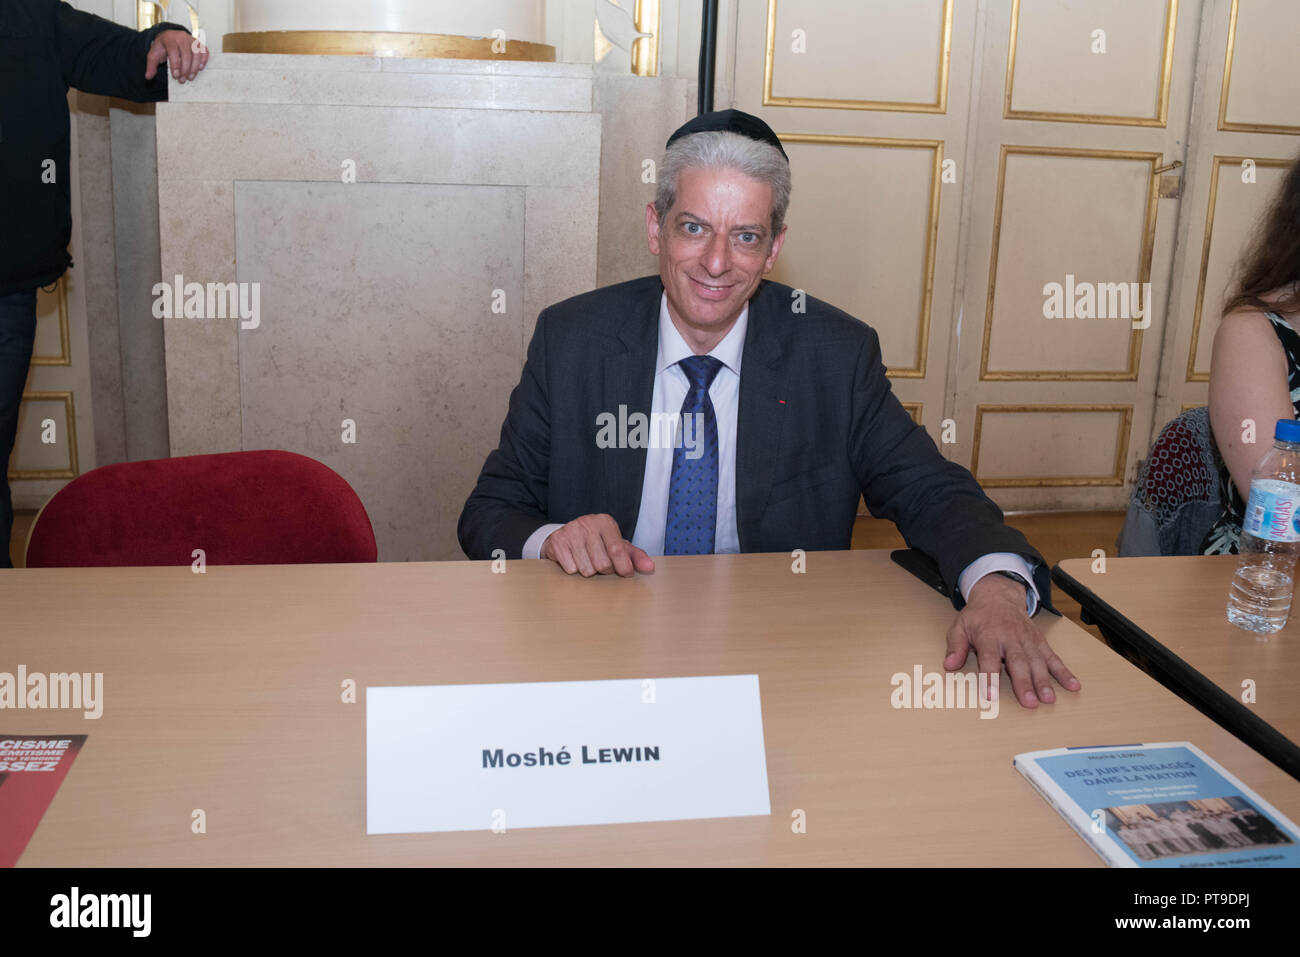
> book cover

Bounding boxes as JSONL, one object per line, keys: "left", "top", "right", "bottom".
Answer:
{"left": 1015, "top": 742, "right": 1300, "bottom": 867}
{"left": 0, "top": 734, "right": 86, "bottom": 867}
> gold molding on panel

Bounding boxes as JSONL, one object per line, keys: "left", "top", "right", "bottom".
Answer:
{"left": 139, "top": 2, "right": 204, "bottom": 38}
{"left": 137, "top": 1, "right": 158, "bottom": 31}
{"left": 778, "top": 133, "right": 942, "bottom": 379}
{"left": 1218, "top": 0, "right": 1300, "bottom": 135}
{"left": 597, "top": 0, "right": 657, "bottom": 72}
{"left": 631, "top": 0, "right": 660, "bottom": 77}
{"left": 980, "top": 145, "right": 1161, "bottom": 382}
{"left": 1184, "top": 155, "right": 1294, "bottom": 383}
{"left": 31, "top": 278, "right": 71, "bottom": 367}
{"left": 970, "top": 404, "right": 1133, "bottom": 488}
{"left": 1004, "top": 0, "right": 1178, "bottom": 127}
{"left": 8, "top": 392, "right": 79, "bottom": 482}
{"left": 763, "top": 0, "right": 952, "bottom": 114}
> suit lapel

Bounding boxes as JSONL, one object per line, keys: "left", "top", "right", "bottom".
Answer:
{"left": 602, "top": 285, "right": 660, "bottom": 536}
{"left": 735, "top": 283, "right": 791, "bottom": 551}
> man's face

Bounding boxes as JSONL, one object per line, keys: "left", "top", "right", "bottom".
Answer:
{"left": 647, "top": 164, "right": 787, "bottom": 342}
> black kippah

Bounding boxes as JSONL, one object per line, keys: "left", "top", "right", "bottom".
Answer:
{"left": 665, "top": 109, "right": 789, "bottom": 162}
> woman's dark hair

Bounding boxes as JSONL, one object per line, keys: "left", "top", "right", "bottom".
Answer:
{"left": 1216, "top": 155, "right": 1300, "bottom": 315}
{"left": 1224, "top": 154, "right": 1300, "bottom": 318}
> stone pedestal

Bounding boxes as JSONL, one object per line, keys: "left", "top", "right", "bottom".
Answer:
{"left": 157, "top": 53, "right": 599, "bottom": 561}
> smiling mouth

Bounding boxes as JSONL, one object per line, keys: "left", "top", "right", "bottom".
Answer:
{"left": 691, "top": 278, "right": 734, "bottom": 294}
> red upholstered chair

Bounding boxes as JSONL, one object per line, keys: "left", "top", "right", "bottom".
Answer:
{"left": 25, "top": 450, "right": 378, "bottom": 567}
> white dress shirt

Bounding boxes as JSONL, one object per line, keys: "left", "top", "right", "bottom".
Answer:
{"left": 524, "top": 293, "right": 1039, "bottom": 614}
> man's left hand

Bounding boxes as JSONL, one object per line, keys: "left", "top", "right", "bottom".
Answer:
{"left": 943, "top": 573, "right": 1081, "bottom": 708}
{"left": 146, "top": 29, "right": 208, "bottom": 84}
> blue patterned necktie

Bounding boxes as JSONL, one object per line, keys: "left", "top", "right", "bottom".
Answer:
{"left": 664, "top": 355, "right": 724, "bottom": 555}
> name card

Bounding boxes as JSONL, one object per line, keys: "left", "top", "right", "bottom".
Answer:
{"left": 366, "top": 675, "right": 770, "bottom": 834}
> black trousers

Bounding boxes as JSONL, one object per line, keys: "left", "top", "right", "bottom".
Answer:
{"left": 0, "top": 288, "right": 38, "bottom": 569}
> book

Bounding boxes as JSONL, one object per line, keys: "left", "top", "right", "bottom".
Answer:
{"left": 0, "top": 734, "right": 87, "bottom": 867}
{"left": 1014, "top": 742, "right": 1300, "bottom": 867}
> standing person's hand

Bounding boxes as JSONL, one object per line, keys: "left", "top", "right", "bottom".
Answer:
{"left": 146, "top": 29, "right": 208, "bottom": 84}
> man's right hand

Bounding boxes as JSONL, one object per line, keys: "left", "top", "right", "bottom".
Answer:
{"left": 540, "top": 514, "right": 655, "bottom": 578}
{"left": 146, "top": 29, "right": 208, "bottom": 83}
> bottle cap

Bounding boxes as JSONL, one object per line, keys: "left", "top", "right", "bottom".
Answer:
{"left": 1275, "top": 419, "right": 1300, "bottom": 443}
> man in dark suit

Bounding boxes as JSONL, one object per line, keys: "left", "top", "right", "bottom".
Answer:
{"left": 459, "top": 110, "right": 1080, "bottom": 709}
{"left": 0, "top": 0, "right": 207, "bottom": 566}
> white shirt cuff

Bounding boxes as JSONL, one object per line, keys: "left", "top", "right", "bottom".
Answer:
{"left": 522, "top": 523, "right": 565, "bottom": 560}
{"left": 957, "top": 553, "right": 1040, "bottom": 616}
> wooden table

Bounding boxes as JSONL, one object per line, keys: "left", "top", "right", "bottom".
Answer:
{"left": 1054, "top": 555, "right": 1300, "bottom": 783}
{"left": 4, "top": 550, "right": 1299, "bottom": 866}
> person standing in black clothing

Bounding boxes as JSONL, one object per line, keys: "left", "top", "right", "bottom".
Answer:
{"left": 0, "top": 0, "right": 207, "bottom": 567}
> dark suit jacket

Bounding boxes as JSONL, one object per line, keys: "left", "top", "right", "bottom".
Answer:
{"left": 458, "top": 275, "right": 1052, "bottom": 610}
{"left": 0, "top": 0, "right": 187, "bottom": 294}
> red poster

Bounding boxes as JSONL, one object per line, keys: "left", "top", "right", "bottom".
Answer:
{"left": 0, "top": 735, "right": 86, "bottom": 867}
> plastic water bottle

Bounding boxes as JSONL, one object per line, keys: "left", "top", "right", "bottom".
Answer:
{"left": 1227, "top": 419, "right": 1300, "bottom": 634}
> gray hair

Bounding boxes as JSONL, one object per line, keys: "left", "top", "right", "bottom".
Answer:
{"left": 654, "top": 131, "right": 792, "bottom": 241}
